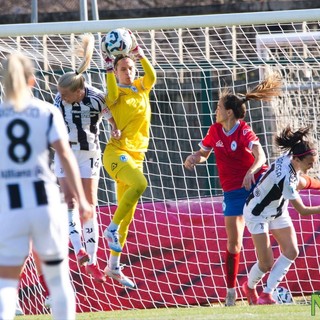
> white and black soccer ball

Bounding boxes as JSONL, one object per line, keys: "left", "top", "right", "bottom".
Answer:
{"left": 101, "top": 28, "right": 132, "bottom": 58}
{"left": 272, "top": 286, "right": 294, "bottom": 304}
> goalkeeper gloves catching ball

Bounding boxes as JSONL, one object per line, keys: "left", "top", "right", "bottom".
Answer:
{"left": 127, "top": 29, "right": 145, "bottom": 59}
{"left": 100, "top": 35, "right": 115, "bottom": 72}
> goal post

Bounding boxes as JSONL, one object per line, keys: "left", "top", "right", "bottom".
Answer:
{"left": 1, "top": 8, "right": 320, "bottom": 315}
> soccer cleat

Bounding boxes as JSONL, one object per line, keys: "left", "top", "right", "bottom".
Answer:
{"left": 44, "top": 296, "right": 52, "bottom": 309}
{"left": 225, "top": 287, "right": 237, "bottom": 306}
{"left": 242, "top": 281, "right": 259, "bottom": 305}
{"left": 76, "top": 248, "right": 90, "bottom": 266}
{"left": 257, "top": 292, "right": 277, "bottom": 305}
{"left": 104, "top": 228, "right": 122, "bottom": 253}
{"left": 104, "top": 265, "right": 135, "bottom": 289}
{"left": 15, "top": 298, "right": 24, "bottom": 316}
{"left": 86, "top": 264, "right": 107, "bottom": 283}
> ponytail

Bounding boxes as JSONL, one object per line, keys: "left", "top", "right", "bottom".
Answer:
{"left": 219, "top": 73, "right": 282, "bottom": 120}
{"left": 245, "top": 73, "right": 282, "bottom": 102}
{"left": 275, "top": 126, "right": 317, "bottom": 159}
{"left": 58, "top": 33, "right": 95, "bottom": 91}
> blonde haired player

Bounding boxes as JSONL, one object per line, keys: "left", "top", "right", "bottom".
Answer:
{"left": 0, "top": 53, "right": 92, "bottom": 319}
{"left": 101, "top": 30, "right": 156, "bottom": 287}
{"left": 54, "top": 34, "right": 120, "bottom": 283}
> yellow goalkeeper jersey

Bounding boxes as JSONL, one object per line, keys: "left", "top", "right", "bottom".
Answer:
{"left": 106, "top": 58, "right": 156, "bottom": 153}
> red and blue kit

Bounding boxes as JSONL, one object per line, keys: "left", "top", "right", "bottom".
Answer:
{"left": 200, "top": 120, "right": 267, "bottom": 192}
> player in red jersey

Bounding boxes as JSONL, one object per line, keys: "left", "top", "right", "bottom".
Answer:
{"left": 184, "top": 74, "right": 282, "bottom": 306}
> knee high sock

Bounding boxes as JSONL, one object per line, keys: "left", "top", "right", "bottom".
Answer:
{"left": 68, "top": 208, "right": 83, "bottom": 254}
{"left": 83, "top": 212, "right": 99, "bottom": 265}
{"left": 0, "top": 278, "right": 18, "bottom": 320}
{"left": 225, "top": 250, "right": 240, "bottom": 288}
{"left": 264, "top": 254, "right": 294, "bottom": 294}
{"left": 42, "top": 260, "right": 75, "bottom": 320}
{"left": 248, "top": 262, "right": 266, "bottom": 289}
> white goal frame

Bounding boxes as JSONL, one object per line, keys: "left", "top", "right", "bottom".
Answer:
{"left": 0, "top": 7, "right": 320, "bottom": 315}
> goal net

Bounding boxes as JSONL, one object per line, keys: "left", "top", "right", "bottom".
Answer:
{"left": 1, "top": 8, "right": 320, "bottom": 315}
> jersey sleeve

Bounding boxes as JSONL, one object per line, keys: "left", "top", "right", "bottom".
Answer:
{"left": 199, "top": 125, "right": 214, "bottom": 151}
{"left": 106, "top": 72, "right": 119, "bottom": 105}
{"left": 140, "top": 57, "right": 157, "bottom": 90}
{"left": 48, "top": 106, "right": 69, "bottom": 145}
{"left": 242, "top": 123, "right": 260, "bottom": 149}
{"left": 282, "top": 175, "right": 300, "bottom": 200}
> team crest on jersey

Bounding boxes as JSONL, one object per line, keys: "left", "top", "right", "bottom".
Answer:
{"left": 111, "top": 163, "right": 117, "bottom": 171}
{"left": 231, "top": 141, "right": 237, "bottom": 151}
{"left": 120, "top": 155, "right": 128, "bottom": 162}
{"left": 254, "top": 188, "right": 261, "bottom": 197}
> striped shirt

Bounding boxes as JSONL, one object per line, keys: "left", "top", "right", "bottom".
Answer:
{"left": 54, "top": 84, "right": 112, "bottom": 151}
{"left": 0, "top": 98, "right": 68, "bottom": 211}
{"left": 244, "top": 154, "right": 300, "bottom": 220}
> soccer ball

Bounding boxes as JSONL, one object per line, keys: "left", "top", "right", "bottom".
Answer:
{"left": 102, "top": 28, "right": 132, "bottom": 58}
{"left": 272, "top": 286, "right": 293, "bottom": 304}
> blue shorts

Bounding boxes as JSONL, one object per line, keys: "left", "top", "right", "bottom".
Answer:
{"left": 223, "top": 187, "right": 251, "bottom": 217}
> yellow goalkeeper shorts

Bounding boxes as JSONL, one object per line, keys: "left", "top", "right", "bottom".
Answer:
{"left": 103, "top": 144, "right": 144, "bottom": 180}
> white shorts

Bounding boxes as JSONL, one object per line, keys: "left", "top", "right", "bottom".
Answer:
{"left": 245, "top": 213, "right": 294, "bottom": 235}
{"left": 54, "top": 149, "right": 101, "bottom": 179}
{"left": 0, "top": 199, "right": 69, "bottom": 266}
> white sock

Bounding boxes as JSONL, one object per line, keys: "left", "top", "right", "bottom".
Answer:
{"left": 109, "top": 254, "right": 121, "bottom": 270}
{"left": 68, "top": 208, "right": 83, "bottom": 254}
{"left": 0, "top": 278, "right": 19, "bottom": 320}
{"left": 42, "top": 259, "right": 75, "bottom": 320}
{"left": 264, "top": 254, "right": 294, "bottom": 294}
{"left": 83, "top": 214, "right": 99, "bottom": 265}
{"left": 248, "top": 262, "right": 266, "bottom": 289}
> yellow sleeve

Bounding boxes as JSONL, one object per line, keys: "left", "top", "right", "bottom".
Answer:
{"left": 140, "top": 57, "right": 157, "bottom": 90}
{"left": 106, "top": 72, "right": 119, "bottom": 104}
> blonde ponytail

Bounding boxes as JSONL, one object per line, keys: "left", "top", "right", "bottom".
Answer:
{"left": 58, "top": 33, "right": 95, "bottom": 91}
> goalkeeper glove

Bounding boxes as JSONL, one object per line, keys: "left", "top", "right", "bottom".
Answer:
{"left": 100, "top": 36, "right": 115, "bottom": 72}
{"left": 126, "top": 29, "right": 145, "bottom": 59}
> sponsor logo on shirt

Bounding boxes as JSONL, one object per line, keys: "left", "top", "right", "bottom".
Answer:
{"left": 111, "top": 163, "right": 117, "bottom": 171}
{"left": 216, "top": 140, "right": 224, "bottom": 147}
{"left": 231, "top": 141, "right": 237, "bottom": 151}
{"left": 243, "top": 129, "right": 250, "bottom": 135}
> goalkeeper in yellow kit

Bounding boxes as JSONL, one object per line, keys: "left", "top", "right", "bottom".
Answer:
{"left": 100, "top": 30, "right": 157, "bottom": 288}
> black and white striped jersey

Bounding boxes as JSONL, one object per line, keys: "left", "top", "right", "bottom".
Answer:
{"left": 54, "top": 84, "right": 112, "bottom": 151}
{"left": 0, "top": 98, "right": 68, "bottom": 211}
{"left": 244, "top": 155, "right": 300, "bottom": 219}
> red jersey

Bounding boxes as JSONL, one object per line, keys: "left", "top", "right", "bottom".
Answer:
{"left": 200, "top": 120, "right": 267, "bottom": 192}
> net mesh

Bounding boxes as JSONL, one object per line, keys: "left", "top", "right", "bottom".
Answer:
{"left": 1, "top": 13, "right": 319, "bottom": 315}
